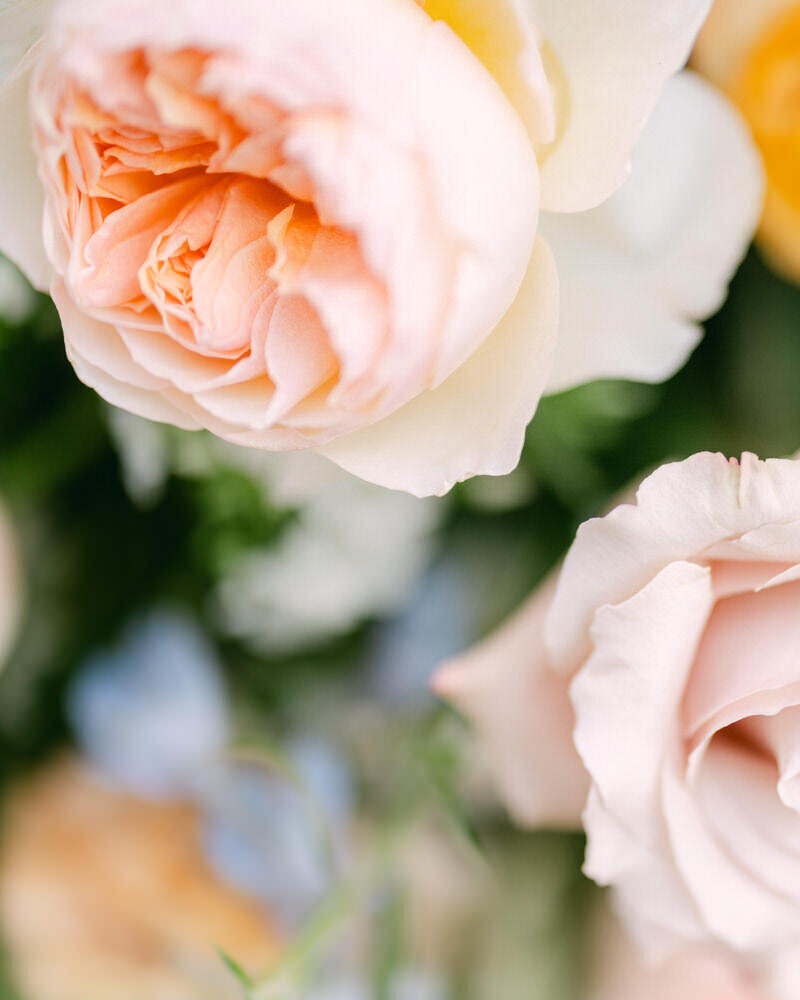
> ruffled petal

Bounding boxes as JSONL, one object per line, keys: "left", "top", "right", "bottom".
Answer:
{"left": 55, "top": 280, "right": 201, "bottom": 430}
{"left": 663, "top": 741, "right": 800, "bottom": 951}
{"left": 318, "top": 237, "right": 558, "bottom": 498}
{"left": 572, "top": 561, "right": 713, "bottom": 843}
{"left": 546, "top": 453, "right": 800, "bottom": 675}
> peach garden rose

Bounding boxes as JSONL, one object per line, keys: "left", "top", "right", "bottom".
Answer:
{"left": 0, "top": 0, "right": 762, "bottom": 496}
{"left": 437, "top": 453, "right": 800, "bottom": 992}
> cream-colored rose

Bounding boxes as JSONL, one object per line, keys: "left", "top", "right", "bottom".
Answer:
{"left": 0, "top": 0, "right": 762, "bottom": 496}
{"left": 437, "top": 453, "right": 800, "bottom": 987}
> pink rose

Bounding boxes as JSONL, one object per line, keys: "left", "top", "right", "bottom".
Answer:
{"left": 437, "top": 453, "right": 800, "bottom": 980}
{"left": 588, "top": 907, "right": 767, "bottom": 1000}
{"left": 0, "top": 0, "right": 761, "bottom": 496}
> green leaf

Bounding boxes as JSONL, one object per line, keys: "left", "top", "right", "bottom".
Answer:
{"left": 218, "top": 948, "right": 254, "bottom": 992}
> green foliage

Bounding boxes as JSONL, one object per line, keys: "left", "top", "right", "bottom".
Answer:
{"left": 219, "top": 949, "right": 255, "bottom": 993}
{"left": 1, "top": 245, "right": 799, "bottom": 998}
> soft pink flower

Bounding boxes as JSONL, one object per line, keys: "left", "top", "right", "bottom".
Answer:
{"left": 437, "top": 453, "right": 800, "bottom": 980}
{"left": 0, "top": 0, "right": 761, "bottom": 495}
{"left": 588, "top": 907, "right": 767, "bottom": 1000}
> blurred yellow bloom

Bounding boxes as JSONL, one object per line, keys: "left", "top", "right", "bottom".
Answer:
{"left": 696, "top": 1, "right": 800, "bottom": 282}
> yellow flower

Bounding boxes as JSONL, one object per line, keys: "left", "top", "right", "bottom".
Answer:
{"left": 696, "top": 0, "right": 800, "bottom": 282}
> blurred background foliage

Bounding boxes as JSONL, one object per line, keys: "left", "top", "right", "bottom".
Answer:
{"left": 0, "top": 244, "right": 797, "bottom": 999}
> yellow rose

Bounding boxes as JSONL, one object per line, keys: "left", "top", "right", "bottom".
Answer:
{"left": 696, "top": 0, "right": 800, "bottom": 282}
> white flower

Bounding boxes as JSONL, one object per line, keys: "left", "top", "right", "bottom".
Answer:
{"left": 108, "top": 409, "right": 446, "bottom": 652}
{"left": 213, "top": 451, "right": 444, "bottom": 653}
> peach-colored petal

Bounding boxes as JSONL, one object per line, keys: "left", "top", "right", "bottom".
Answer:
{"left": 319, "top": 237, "right": 558, "bottom": 497}
{"left": 189, "top": 179, "right": 287, "bottom": 352}
{"left": 116, "top": 326, "right": 243, "bottom": 395}
{"left": 194, "top": 294, "right": 336, "bottom": 429}
{"left": 74, "top": 175, "right": 209, "bottom": 309}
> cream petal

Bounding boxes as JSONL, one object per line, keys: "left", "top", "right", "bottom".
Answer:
{"left": 543, "top": 72, "right": 763, "bottom": 393}
{"left": 67, "top": 345, "right": 201, "bottom": 431}
{"left": 0, "top": 50, "right": 50, "bottom": 290}
{"left": 53, "top": 280, "right": 169, "bottom": 391}
{"left": 530, "top": 0, "right": 713, "bottom": 212}
{"left": 318, "top": 237, "right": 558, "bottom": 498}
{"left": 546, "top": 453, "right": 800, "bottom": 676}
{"left": 433, "top": 576, "right": 588, "bottom": 829}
